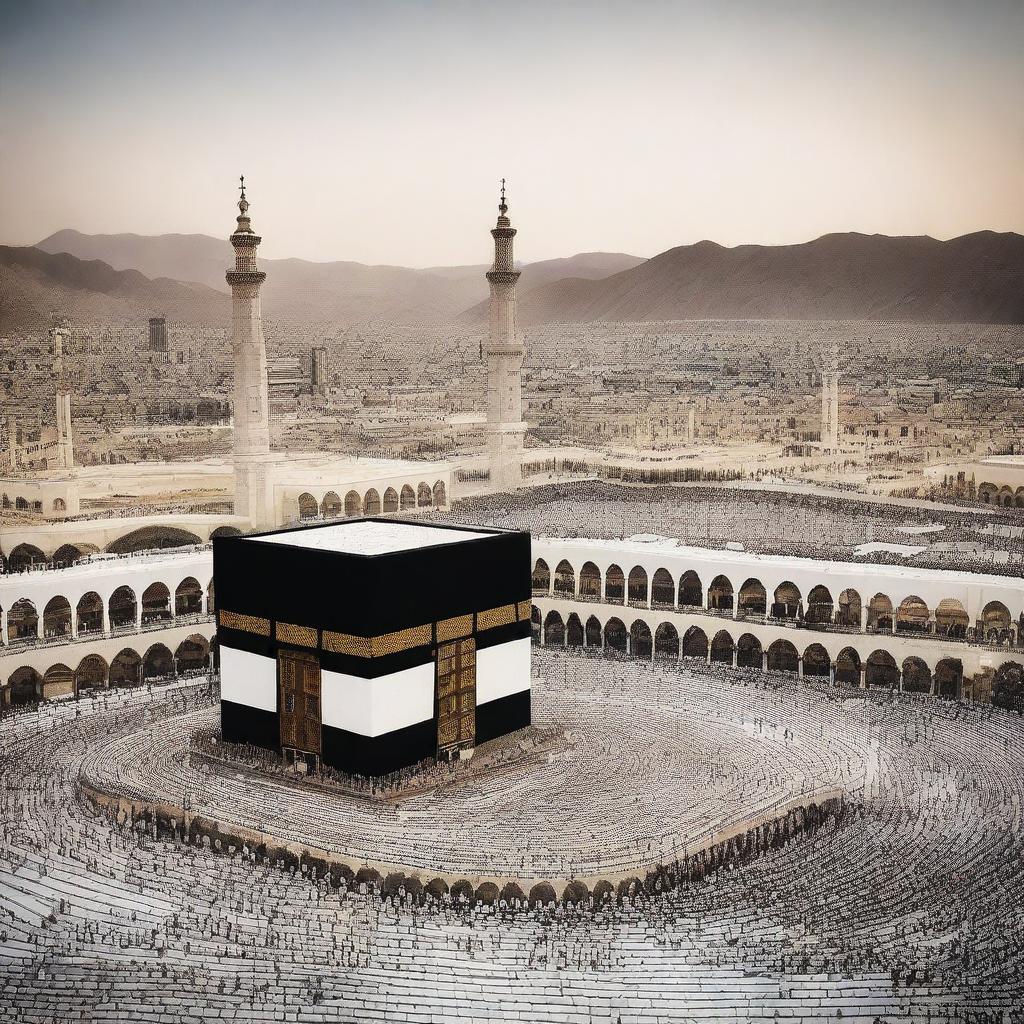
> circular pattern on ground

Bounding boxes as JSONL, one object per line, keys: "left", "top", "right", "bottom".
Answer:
{"left": 80, "top": 650, "right": 869, "bottom": 883}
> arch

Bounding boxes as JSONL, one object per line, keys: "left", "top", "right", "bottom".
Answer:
{"left": 867, "top": 593, "right": 893, "bottom": 632}
{"left": 298, "top": 493, "right": 319, "bottom": 520}
{"left": 210, "top": 526, "right": 242, "bottom": 539}
{"left": 43, "top": 663, "right": 74, "bottom": 697}
{"left": 565, "top": 612, "right": 584, "bottom": 647}
{"left": 399, "top": 485, "right": 416, "bottom": 510}
{"left": 108, "top": 586, "right": 137, "bottom": 629}
{"left": 530, "top": 605, "right": 541, "bottom": 644}
{"left": 710, "top": 629, "right": 734, "bottom": 664}
{"left": 321, "top": 491, "right": 342, "bottom": 518}
{"left": 935, "top": 598, "right": 969, "bottom": 638}
{"left": 682, "top": 625, "right": 708, "bottom": 660}
{"left": 651, "top": 568, "right": 674, "bottom": 608}
{"left": 532, "top": 558, "right": 550, "bottom": 595}
{"left": 992, "top": 661, "right": 1024, "bottom": 713}
{"left": 902, "top": 656, "right": 931, "bottom": 694}
{"left": 174, "top": 577, "right": 203, "bottom": 617}
{"left": 627, "top": 566, "right": 648, "bottom": 606}
{"left": 175, "top": 635, "right": 210, "bottom": 673}
{"left": 109, "top": 648, "right": 142, "bottom": 687}
{"left": 837, "top": 589, "right": 862, "bottom": 628}
{"left": 75, "top": 654, "right": 108, "bottom": 692}
{"left": 805, "top": 585, "right": 834, "bottom": 625}
{"left": 738, "top": 578, "right": 766, "bottom": 617}
{"left": 630, "top": 618, "right": 652, "bottom": 659}
{"left": 106, "top": 526, "right": 201, "bottom": 555}
{"left": 654, "top": 622, "right": 679, "bottom": 661}
{"left": 708, "top": 574, "right": 733, "bottom": 611}
{"left": 802, "top": 643, "right": 830, "bottom": 677}
{"left": 364, "top": 489, "right": 381, "bottom": 516}
{"left": 767, "top": 639, "right": 799, "bottom": 674}
{"left": 142, "top": 643, "right": 174, "bottom": 682}
{"left": 605, "top": 564, "right": 625, "bottom": 604}
{"left": 866, "top": 649, "right": 899, "bottom": 689}
{"left": 978, "top": 482, "right": 998, "bottom": 504}
{"left": 52, "top": 497, "right": 67, "bottom": 512}
{"left": 76, "top": 591, "right": 103, "bottom": 634}
{"left": 7, "top": 543, "right": 46, "bottom": 572}
{"left": 417, "top": 482, "right": 432, "bottom": 507}
{"left": 42, "top": 596, "right": 71, "bottom": 638}
{"left": 432, "top": 480, "right": 446, "bottom": 507}
{"left": 553, "top": 559, "right": 575, "bottom": 597}
{"left": 772, "top": 581, "right": 801, "bottom": 620}
{"left": 8, "top": 666, "right": 41, "bottom": 705}
{"left": 982, "top": 601, "right": 1012, "bottom": 641}
{"left": 604, "top": 616, "right": 627, "bottom": 654}
{"left": 8, "top": 598, "right": 38, "bottom": 641}
{"left": 206, "top": 579, "right": 215, "bottom": 615}
{"left": 1017, "top": 487, "right": 1024, "bottom": 509}
{"left": 14, "top": 496, "right": 28, "bottom": 510}
{"left": 51, "top": 542, "right": 97, "bottom": 567}
{"left": 344, "top": 490, "right": 362, "bottom": 517}
{"left": 1000, "top": 486, "right": 1015, "bottom": 507}
{"left": 141, "top": 582, "right": 171, "bottom": 623}
{"left": 382, "top": 488, "right": 399, "bottom": 514}
{"left": 678, "top": 570, "right": 703, "bottom": 608}
{"left": 736, "top": 633, "right": 762, "bottom": 669}
{"left": 896, "top": 595, "right": 930, "bottom": 634}
{"left": 585, "top": 614, "right": 603, "bottom": 648}
{"left": 579, "top": 561, "right": 601, "bottom": 600}
{"left": 543, "top": 610, "right": 564, "bottom": 646}
{"left": 835, "top": 647, "right": 861, "bottom": 685}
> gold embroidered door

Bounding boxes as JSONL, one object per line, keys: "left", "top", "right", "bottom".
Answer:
{"left": 436, "top": 637, "right": 476, "bottom": 756}
{"left": 279, "top": 649, "right": 322, "bottom": 755}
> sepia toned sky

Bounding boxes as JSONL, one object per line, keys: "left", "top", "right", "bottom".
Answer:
{"left": 0, "top": 0, "right": 1022, "bottom": 266}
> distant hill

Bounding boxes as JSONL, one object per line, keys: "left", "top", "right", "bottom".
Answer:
{"left": 35, "top": 230, "right": 643, "bottom": 325}
{"left": 0, "top": 245, "right": 227, "bottom": 333}
{"left": 486, "top": 231, "right": 1024, "bottom": 325}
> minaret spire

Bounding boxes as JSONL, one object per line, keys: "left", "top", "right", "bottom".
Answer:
{"left": 226, "top": 177, "right": 272, "bottom": 526}
{"left": 483, "top": 180, "right": 525, "bottom": 491}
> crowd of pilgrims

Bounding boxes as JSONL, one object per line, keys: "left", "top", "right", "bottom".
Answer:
{"left": 1, "top": 656, "right": 1023, "bottom": 1021}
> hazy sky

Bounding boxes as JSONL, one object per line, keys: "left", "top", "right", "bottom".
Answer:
{"left": 1, "top": 0, "right": 1022, "bottom": 266}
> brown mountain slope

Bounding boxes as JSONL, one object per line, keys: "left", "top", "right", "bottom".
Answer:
{"left": 35, "top": 230, "right": 643, "bottom": 324}
{"left": 500, "top": 231, "right": 1024, "bottom": 325}
{"left": 0, "top": 246, "right": 227, "bottom": 333}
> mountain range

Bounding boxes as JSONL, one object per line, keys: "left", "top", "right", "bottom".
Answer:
{"left": 0, "top": 228, "right": 1020, "bottom": 333}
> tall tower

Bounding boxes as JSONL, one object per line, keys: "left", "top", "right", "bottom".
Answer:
{"left": 226, "top": 177, "right": 272, "bottom": 525}
{"left": 484, "top": 181, "right": 526, "bottom": 490}
{"left": 51, "top": 326, "right": 74, "bottom": 470}
{"left": 820, "top": 338, "right": 840, "bottom": 451}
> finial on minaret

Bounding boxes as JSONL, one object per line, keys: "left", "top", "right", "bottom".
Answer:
{"left": 499, "top": 177, "right": 507, "bottom": 214}
{"left": 234, "top": 174, "right": 254, "bottom": 234}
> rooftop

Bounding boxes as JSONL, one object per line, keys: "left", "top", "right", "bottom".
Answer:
{"left": 247, "top": 518, "right": 496, "bottom": 556}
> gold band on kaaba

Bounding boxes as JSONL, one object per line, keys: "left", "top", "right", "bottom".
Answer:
{"left": 275, "top": 621, "right": 318, "bottom": 647}
{"left": 516, "top": 600, "right": 532, "bottom": 621}
{"left": 476, "top": 603, "right": 517, "bottom": 631}
{"left": 218, "top": 609, "right": 271, "bottom": 636}
{"left": 436, "top": 614, "right": 474, "bottom": 642}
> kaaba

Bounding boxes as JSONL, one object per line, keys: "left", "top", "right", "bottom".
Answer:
{"left": 214, "top": 518, "right": 532, "bottom": 776}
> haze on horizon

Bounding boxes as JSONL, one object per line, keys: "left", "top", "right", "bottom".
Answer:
{"left": 1, "top": 0, "right": 1022, "bottom": 268}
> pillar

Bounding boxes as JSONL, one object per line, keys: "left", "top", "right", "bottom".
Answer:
{"left": 859, "top": 666, "right": 866, "bottom": 689}
{"left": 70, "top": 614, "right": 78, "bottom": 640}
{"left": 761, "top": 651, "right": 768, "bottom": 672}
{"left": 829, "top": 662, "right": 836, "bottom": 684}
{"left": 37, "top": 614, "right": 44, "bottom": 640}
{"left": 860, "top": 606, "right": 867, "bottom": 633}
{"left": 797, "top": 656, "right": 804, "bottom": 680}
{"left": 102, "top": 602, "right": 110, "bottom": 635}
{"left": 732, "top": 647, "right": 738, "bottom": 669}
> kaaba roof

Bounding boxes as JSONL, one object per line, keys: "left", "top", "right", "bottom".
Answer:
{"left": 244, "top": 518, "right": 502, "bottom": 556}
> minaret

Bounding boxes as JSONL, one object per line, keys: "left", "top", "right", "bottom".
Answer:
{"left": 820, "top": 338, "right": 840, "bottom": 451}
{"left": 226, "top": 176, "right": 272, "bottom": 525}
{"left": 484, "top": 180, "right": 526, "bottom": 490}
{"left": 52, "top": 326, "right": 74, "bottom": 470}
